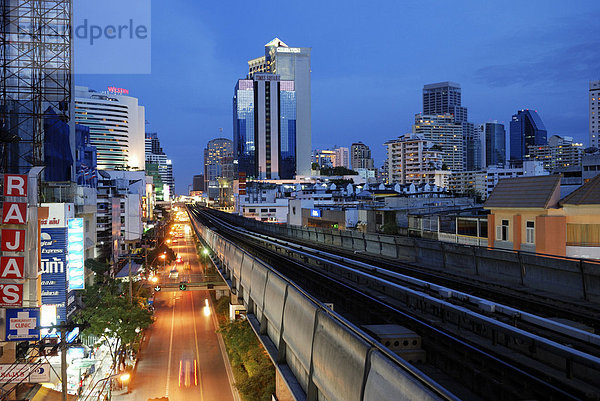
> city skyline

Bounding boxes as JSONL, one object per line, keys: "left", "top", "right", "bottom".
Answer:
{"left": 76, "top": 0, "right": 600, "bottom": 193}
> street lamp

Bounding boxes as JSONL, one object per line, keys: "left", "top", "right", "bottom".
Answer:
{"left": 160, "top": 252, "right": 167, "bottom": 270}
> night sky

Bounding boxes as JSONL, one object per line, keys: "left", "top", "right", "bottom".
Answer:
{"left": 76, "top": 0, "right": 600, "bottom": 194}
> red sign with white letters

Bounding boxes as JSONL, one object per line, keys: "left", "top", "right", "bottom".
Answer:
{"left": 0, "top": 257, "right": 24, "bottom": 279}
{"left": 3, "top": 175, "right": 27, "bottom": 197}
{"left": 2, "top": 202, "right": 27, "bottom": 225}
{"left": 0, "top": 283, "right": 23, "bottom": 306}
{"left": 1, "top": 229, "right": 25, "bottom": 252}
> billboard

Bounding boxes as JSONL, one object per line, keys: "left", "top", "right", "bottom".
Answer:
{"left": 40, "top": 227, "right": 68, "bottom": 323}
{"left": 0, "top": 364, "right": 51, "bottom": 383}
{"left": 67, "top": 218, "right": 85, "bottom": 290}
{"left": 310, "top": 209, "right": 321, "bottom": 218}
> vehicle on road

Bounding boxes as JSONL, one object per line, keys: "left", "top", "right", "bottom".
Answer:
{"left": 179, "top": 353, "right": 198, "bottom": 387}
{"left": 169, "top": 269, "right": 179, "bottom": 279}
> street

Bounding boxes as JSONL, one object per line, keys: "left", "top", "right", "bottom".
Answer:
{"left": 123, "top": 224, "right": 235, "bottom": 401}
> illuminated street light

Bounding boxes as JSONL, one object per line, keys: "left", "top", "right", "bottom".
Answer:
{"left": 202, "top": 249, "right": 209, "bottom": 255}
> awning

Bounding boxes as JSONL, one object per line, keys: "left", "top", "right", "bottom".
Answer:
{"left": 115, "top": 262, "right": 142, "bottom": 278}
{"left": 29, "top": 385, "right": 77, "bottom": 401}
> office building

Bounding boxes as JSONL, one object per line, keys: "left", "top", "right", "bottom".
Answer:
{"left": 145, "top": 132, "right": 174, "bottom": 199}
{"left": 204, "top": 138, "right": 234, "bottom": 199}
{"left": 385, "top": 133, "right": 445, "bottom": 185}
{"left": 509, "top": 109, "right": 548, "bottom": 162}
{"left": 590, "top": 80, "right": 600, "bottom": 148}
{"left": 75, "top": 86, "right": 146, "bottom": 170}
{"left": 423, "top": 82, "right": 467, "bottom": 122}
{"left": 313, "top": 149, "right": 337, "bottom": 169}
{"left": 247, "top": 38, "right": 312, "bottom": 176}
{"left": 413, "top": 114, "right": 464, "bottom": 171}
{"left": 527, "top": 135, "right": 583, "bottom": 171}
{"left": 479, "top": 121, "right": 506, "bottom": 167}
{"left": 335, "top": 147, "right": 350, "bottom": 169}
{"left": 351, "top": 142, "right": 374, "bottom": 170}
{"left": 193, "top": 174, "right": 205, "bottom": 192}
{"left": 422, "top": 82, "right": 475, "bottom": 170}
{"left": 233, "top": 74, "right": 297, "bottom": 179}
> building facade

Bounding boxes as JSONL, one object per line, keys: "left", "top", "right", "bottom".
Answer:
{"left": 509, "top": 109, "right": 548, "bottom": 163}
{"left": 526, "top": 135, "right": 583, "bottom": 171}
{"left": 335, "top": 147, "right": 350, "bottom": 169}
{"left": 145, "top": 132, "right": 174, "bottom": 199}
{"left": 413, "top": 114, "right": 464, "bottom": 171}
{"left": 247, "top": 38, "right": 311, "bottom": 176}
{"left": 590, "top": 80, "right": 600, "bottom": 148}
{"left": 75, "top": 86, "right": 146, "bottom": 171}
{"left": 233, "top": 74, "right": 297, "bottom": 180}
{"left": 204, "top": 138, "right": 234, "bottom": 200}
{"left": 422, "top": 82, "right": 467, "bottom": 122}
{"left": 479, "top": 121, "right": 506, "bottom": 168}
{"left": 385, "top": 133, "right": 443, "bottom": 185}
{"left": 351, "top": 142, "right": 374, "bottom": 170}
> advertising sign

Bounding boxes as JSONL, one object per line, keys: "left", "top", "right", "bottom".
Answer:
{"left": 0, "top": 284, "right": 23, "bottom": 307}
{"left": 5, "top": 308, "right": 40, "bottom": 341}
{"left": 67, "top": 218, "right": 85, "bottom": 290}
{"left": 40, "top": 227, "right": 68, "bottom": 323}
{"left": 310, "top": 209, "right": 321, "bottom": 218}
{"left": 0, "top": 364, "right": 51, "bottom": 383}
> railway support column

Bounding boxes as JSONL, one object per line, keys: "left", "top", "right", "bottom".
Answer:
{"left": 275, "top": 369, "right": 294, "bottom": 401}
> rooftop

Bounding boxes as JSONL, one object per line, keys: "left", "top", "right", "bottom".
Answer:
{"left": 484, "top": 175, "right": 561, "bottom": 209}
{"left": 560, "top": 174, "right": 600, "bottom": 205}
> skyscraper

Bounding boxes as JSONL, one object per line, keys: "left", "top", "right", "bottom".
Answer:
{"left": 350, "top": 142, "right": 374, "bottom": 170}
{"left": 233, "top": 74, "right": 297, "bottom": 179}
{"left": 423, "top": 82, "right": 468, "bottom": 123}
{"left": 479, "top": 121, "right": 506, "bottom": 168}
{"left": 334, "top": 147, "right": 350, "bottom": 169}
{"left": 413, "top": 114, "right": 464, "bottom": 171}
{"left": 422, "top": 82, "right": 473, "bottom": 170}
{"left": 204, "top": 138, "right": 234, "bottom": 199}
{"left": 75, "top": 86, "right": 146, "bottom": 170}
{"left": 247, "top": 38, "right": 311, "bottom": 176}
{"left": 145, "top": 133, "right": 174, "bottom": 199}
{"left": 590, "top": 80, "right": 600, "bottom": 148}
{"left": 509, "top": 109, "right": 548, "bottom": 162}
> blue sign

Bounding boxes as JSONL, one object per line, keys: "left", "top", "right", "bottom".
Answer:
{"left": 68, "top": 218, "right": 85, "bottom": 290}
{"left": 310, "top": 209, "right": 321, "bottom": 218}
{"left": 41, "top": 227, "right": 68, "bottom": 323}
{"left": 6, "top": 308, "right": 40, "bottom": 341}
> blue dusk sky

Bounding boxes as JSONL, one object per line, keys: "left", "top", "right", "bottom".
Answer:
{"left": 76, "top": 0, "right": 600, "bottom": 194}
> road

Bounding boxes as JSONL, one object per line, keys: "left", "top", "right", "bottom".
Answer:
{"left": 124, "top": 223, "right": 235, "bottom": 401}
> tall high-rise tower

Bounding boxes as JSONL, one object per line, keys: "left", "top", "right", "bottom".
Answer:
{"left": 1, "top": 0, "right": 73, "bottom": 174}
{"left": 246, "top": 38, "right": 311, "bottom": 177}
{"left": 590, "top": 80, "right": 600, "bottom": 148}
{"left": 509, "top": 109, "right": 548, "bottom": 162}
{"left": 479, "top": 121, "right": 506, "bottom": 168}
{"left": 422, "top": 82, "right": 474, "bottom": 169}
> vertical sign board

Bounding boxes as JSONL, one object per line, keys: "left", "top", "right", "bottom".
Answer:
{"left": 67, "top": 218, "right": 85, "bottom": 290}
{"left": 40, "top": 227, "right": 68, "bottom": 323}
{"left": 5, "top": 308, "right": 40, "bottom": 341}
{"left": 0, "top": 174, "right": 28, "bottom": 308}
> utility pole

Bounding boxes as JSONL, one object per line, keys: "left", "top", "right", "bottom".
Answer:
{"left": 60, "top": 326, "right": 67, "bottom": 401}
{"left": 128, "top": 250, "right": 133, "bottom": 304}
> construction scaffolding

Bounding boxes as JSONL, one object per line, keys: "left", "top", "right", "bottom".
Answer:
{"left": 0, "top": 0, "right": 72, "bottom": 174}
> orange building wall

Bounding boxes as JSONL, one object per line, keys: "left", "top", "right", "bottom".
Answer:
{"left": 513, "top": 215, "right": 522, "bottom": 250}
{"left": 487, "top": 214, "right": 495, "bottom": 248}
{"left": 535, "top": 215, "right": 566, "bottom": 256}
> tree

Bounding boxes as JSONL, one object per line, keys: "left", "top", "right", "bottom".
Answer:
{"left": 76, "top": 291, "right": 153, "bottom": 370}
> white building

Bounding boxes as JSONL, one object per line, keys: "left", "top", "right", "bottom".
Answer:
{"left": 449, "top": 161, "right": 547, "bottom": 199}
{"left": 385, "top": 133, "right": 446, "bottom": 185}
{"left": 590, "top": 80, "right": 600, "bottom": 148}
{"left": 413, "top": 114, "right": 464, "bottom": 171}
{"left": 75, "top": 86, "right": 145, "bottom": 170}
{"left": 335, "top": 147, "right": 350, "bottom": 169}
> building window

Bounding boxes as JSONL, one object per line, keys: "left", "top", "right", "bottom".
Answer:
{"left": 526, "top": 221, "right": 535, "bottom": 244}
{"left": 496, "top": 219, "right": 509, "bottom": 241}
{"left": 85, "top": 220, "right": 90, "bottom": 233}
{"left": 248, "top": 208, "right": 256, "bottom": 213}
{"left": 261, "top": 209, "right": 268, "bottom": 213}
{"left": 269, "top": 208, "right": 276, "bottom": 213}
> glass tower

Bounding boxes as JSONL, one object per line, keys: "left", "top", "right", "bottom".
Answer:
{"left": 509, "top": 109, "right": 547, "bottom": 162}
{"left": 233, "top": 75, "right": 296, "bottom": 179}
{"left": 480, "top": 122, "right": 506, "bottom": 168}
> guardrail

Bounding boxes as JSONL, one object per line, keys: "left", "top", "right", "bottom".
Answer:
{"left": 187, "top": 208, "right": 454, "bottom": 401}
{"left": 204, "top": 208, "right": 600, "bottom": 303}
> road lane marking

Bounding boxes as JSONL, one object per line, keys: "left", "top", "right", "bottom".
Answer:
{"left": 190, "top": 291, "right": 204, "bottom": 401}
{"left": 165, "top": 292, "right": 175, "bottom": 397}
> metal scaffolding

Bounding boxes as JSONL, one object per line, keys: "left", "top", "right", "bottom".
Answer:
{"left": 0, "top": 0, "right": 71, "bottom": 174}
